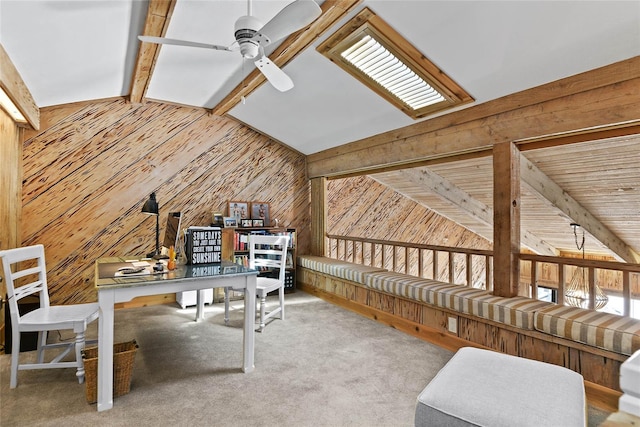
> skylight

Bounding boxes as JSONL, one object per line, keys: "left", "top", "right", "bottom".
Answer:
{"left": 341, "top": 34, "right": 446, "bottom": 110}
{"left": 318, "top": 8, "right": 473, "bottom": 119}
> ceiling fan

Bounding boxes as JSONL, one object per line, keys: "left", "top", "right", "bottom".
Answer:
{"left": 138, "top": 0, "right": 321, "bottom": 92}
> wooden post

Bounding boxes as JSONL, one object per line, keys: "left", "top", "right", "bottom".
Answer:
{"left": 493, "top": 142, "right": 522, "bottom": 297}
{"left": 310, "top": 177, "right": 327, "bottom": 256}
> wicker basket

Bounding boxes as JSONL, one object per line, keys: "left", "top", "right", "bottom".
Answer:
{"left": 82, "top": 340, "right": 138, "bottom": 404}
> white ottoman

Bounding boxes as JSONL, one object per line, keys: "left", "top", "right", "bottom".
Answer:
{"left": 619, "top": 349, "right": 640, "bottom": 417}
{"left": 415, "top": 347, "right": 586, "bottom": 427}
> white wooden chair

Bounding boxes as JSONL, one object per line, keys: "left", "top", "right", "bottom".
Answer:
{"left": 0, "top": 244, "right": 99, "bottom": 388}
{"left": 224, "top": 234, "right": 290, "bottom": 332}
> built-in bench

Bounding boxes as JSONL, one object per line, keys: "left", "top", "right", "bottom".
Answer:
{"left": 297, "top": 254, "right": 640, "bottom": 401}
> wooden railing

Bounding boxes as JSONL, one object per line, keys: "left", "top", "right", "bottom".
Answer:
{"left": 326, "top": 234, "right": 640, "bottom": 317}
{"left": 519, "top": 253, "right": 640, "bottom": 315}
{"left": 326, "top": 234, "right": 494, "bottom": 290}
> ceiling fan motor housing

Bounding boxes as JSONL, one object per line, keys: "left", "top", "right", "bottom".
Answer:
{"left": 234, "top": 15, "right": 263, "bottom": 59}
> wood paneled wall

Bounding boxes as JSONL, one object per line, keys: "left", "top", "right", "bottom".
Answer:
{"left": 1, "top": 109, "right": 22, "bottom": 253}
{"left": 326, "top": 175, "right": 491, "bottom": 250}
{"left": 20, "top": 98, "right": 310, "bottom": 305}
{"left": 1, "top": 108, "right": 24, "bottom": 344}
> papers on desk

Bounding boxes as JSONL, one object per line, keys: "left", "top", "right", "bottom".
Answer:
{"left": 114, "top": 261, "right": 167, "bottom": 277}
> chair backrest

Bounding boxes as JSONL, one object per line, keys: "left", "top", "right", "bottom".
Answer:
{"left": 0, "top": 244, "right": 49, "bottom": 327}
{"left": 249, "top": 234, "right": 290, "bottom": 283}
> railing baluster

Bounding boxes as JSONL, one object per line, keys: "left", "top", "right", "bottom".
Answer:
{"left": 419, "top": 249, "right": 424, "bottom": 278}
{"left": 531, "top": 260, "right": 537, "bottom": 299}
{"left": 448, "top": 252, "right": 454, "bottom": 283}
{"left": 486, "top": 256, "right": 492, "bottom": 291}
{"left": 466, "top": 253, "right": 473, "bottom": 287}
{"left": 382, "top": 244, "right": 387, "bottom": 270}
{"left": 371, "top": 242, "right": 376, "bottom": 268}
{"left": 588, "top": 267, "right": 596, "bottom": 311}
{"left": 558, "top": 263, "right": 565, "bottom": 306}
{"left": 405, "top": 247, "right": 409, "bottom": 274}
{"left": 623, "top": 271, "right": 631, "bottom": 317}
{"left": 392, "top": 245, "right": 397, "bottom": 272}
{"left": 433, "top": 250, "right": 438, "bottom": 281}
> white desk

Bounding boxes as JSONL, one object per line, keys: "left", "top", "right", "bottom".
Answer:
{"left": 94, "top": 259, "right": 258, "bottom": 412}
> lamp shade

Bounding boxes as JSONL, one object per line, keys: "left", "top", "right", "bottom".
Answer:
{"left": 142, "top": 192, "right": 159, "bottom": 215}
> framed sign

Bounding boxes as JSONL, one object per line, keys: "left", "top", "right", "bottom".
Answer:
{"left": 185, "top": 226, "right": 222, "bottom": 265}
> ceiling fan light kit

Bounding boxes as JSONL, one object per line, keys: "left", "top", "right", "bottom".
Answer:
{"left": 138, "top": 0, "right": 321, "bottom": 92}
{"left": 234, "top": 15, "right": 262, "bottom": 59}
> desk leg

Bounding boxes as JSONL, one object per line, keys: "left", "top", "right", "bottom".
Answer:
{"left": 97, "top": 289, "right": 115, "bottom": 411}
{"left": 243, "top": 275, "right": 256, "bottom": 373}
{"left": 196, "top": 289, "right": 204, "bottom": 321}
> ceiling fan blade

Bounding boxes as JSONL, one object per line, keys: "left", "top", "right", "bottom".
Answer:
{"left": 138, "top": 35, "right": 232, "bottom": 52}
{"left": 252, "top": 0, "right": 321, "bottom": 47}
{"left": 254, "top": 56, "right": 294, "bottom": 92}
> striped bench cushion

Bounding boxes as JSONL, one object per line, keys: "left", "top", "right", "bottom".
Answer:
{"left": 454, "top": 294, "right": 554, "bottom": 330}
{"left": 364, "top": 271, "right": 549, "bottom": 330}
{"left": 364, "top": 271, "right": 460, "bottom": 304}
{"left": 435, "top": 286, "right": 491, "bottom": 312}
{"left": 297, "top": 255, "right": 386, "bottom": 284}
{"left": 534, "top": 305, "right": 640, "bottom": 355}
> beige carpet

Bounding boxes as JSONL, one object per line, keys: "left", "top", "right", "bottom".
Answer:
{"left": 0, "top": 291, "right": 610, "bottom": 426}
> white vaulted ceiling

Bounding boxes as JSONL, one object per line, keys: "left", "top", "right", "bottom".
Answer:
{"left": 1, "top": 0, "right": 639, "bottom": 260}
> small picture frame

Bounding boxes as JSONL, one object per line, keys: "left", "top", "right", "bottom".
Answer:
{"left": 252, "top": 219, "right": 264, "bottom": 227}
{"left": 227, "top": 201, "right": 249, "bottom": 221}
{"left": 250, "top": 202, "right": 270, "bottom": 226}
{"left": 241, "top": 219, "right": 253, "bottom": 228}
{"left": 212, "top": 212, "right": 224, "bottom": 226}
{"left": 224, "top": 265, "right": 240, "bottom": 274}
{"left": 223, "top": 217, "right": 238, "bottom": 228}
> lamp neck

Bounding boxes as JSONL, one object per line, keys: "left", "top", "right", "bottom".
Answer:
{"left": 155, "top": 214, "right": 160, "bottom": 256}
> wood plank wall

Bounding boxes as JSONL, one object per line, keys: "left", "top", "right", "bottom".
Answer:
{"left": 326, "top": 176, "right": 492, "bottom": 253}
{"left": 19, "top": 98, "right": 310, "bottom": 305}
{"left": 1, "top": 108, "right": 23, "bottom": 345}
{"left": 1, "top": 109, "right": 22, "bottom": 254}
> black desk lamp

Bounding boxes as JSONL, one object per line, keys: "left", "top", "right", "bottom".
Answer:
{"left": 141, "top": 192, "right": 163, "bottom": 259}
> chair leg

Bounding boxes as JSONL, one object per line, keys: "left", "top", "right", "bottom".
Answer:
{"left": 258, "top": 294, "right": 267, "bottom": 332}
{"left": 74, "top": 331, "right": 86, "bottom": 384}
{"left": 224, "top": 287, "right": 230, "bottom": 325}
{"left": 10, "top": 331, "right": 21, "bottom": 388}
{"left": 279, "top": 286, "right": 285, "bottom": 320}
{"left": 36, "top": 330, "right": 47, "bottom": 364}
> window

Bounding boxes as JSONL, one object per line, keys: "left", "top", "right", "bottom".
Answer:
{"left": 317, "top": 8, "right": 473, "bottom": 119}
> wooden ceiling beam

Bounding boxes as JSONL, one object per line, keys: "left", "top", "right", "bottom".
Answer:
{"left": 520, "top": 155, "right": 640, "bottom": 263}
{"left": 0, "top": 44, "right": 39, "bottom": 130}
{"left": 211, "top": 0, "right": 362, "bottom": 116}
{"left": 129, "top": 0, "right": 177, "bottom": 104}
{"left": 374, "top": 168, "right": 557, "bottom": 256}
{"left": 307, "top": 56, "right": 640, "bottom": 178}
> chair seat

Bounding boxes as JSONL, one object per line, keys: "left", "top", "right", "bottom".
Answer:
{"left": 257, "top": 277, "right": 282, "bottom": 295}
{"left": 20, "top": 303, "right": 99, "bottom": 332}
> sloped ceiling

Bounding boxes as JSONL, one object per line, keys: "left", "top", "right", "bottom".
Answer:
{"left": 1, "top": 0, "right": 640, "bottom": 261}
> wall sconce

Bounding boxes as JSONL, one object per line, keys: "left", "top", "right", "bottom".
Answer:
{"left": 141, "top": 192, "right": 161, "bottom": 259}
